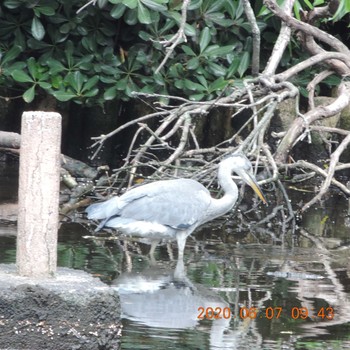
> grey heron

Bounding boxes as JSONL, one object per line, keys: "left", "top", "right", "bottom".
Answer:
{"left": 86, "top": 152, "right": 266, "bottom": 259}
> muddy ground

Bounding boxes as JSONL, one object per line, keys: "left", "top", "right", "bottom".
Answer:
{"left": 0, "top": 265, "right": 121, "bottom": 350}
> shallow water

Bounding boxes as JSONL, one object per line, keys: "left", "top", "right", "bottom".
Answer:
{"left": 1, "top": 162, "right": 350, "bottom": 349}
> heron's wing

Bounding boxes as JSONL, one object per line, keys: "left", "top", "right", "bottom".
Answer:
{"left": 86, "top": 196, "right": 120, "bottom": 220}
{"left": 110, "top": 179, "right": 212, "bottom": 229}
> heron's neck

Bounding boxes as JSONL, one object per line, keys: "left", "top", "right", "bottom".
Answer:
{"left": 218, "top": 164, "right": 238, "bottom": 198}
{"left": 203, "top": 164, "right": 238, "bottom": 223}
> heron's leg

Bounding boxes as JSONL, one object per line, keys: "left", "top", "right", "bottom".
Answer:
{"left": 166, "top": 243, "right": 175, "bottom": 261}
{"left": 123, "top": 241, "right": 133, "bottom": 272}
{"left": 174, "top": 258, "right": 186, "bottom": 279}
{"left": 176, "top": 231, "right": 187, "bottom": 261}
{"left": 149, "top": 241, "right": 159, "bottom": 264}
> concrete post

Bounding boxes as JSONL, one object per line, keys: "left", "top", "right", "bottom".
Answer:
{"left": 17, "top": 111, "right": 61, "bottom": 277}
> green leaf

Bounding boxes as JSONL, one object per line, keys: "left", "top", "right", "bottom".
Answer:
{"left": 36, "top": 6, "right": 56, "bottom": 16}
{"left": 47, "top": 58, "right": 65, "bottom": 75}
{"left": 189, "top": 93, "right": 204, "bottom": 101}
{"left": 27, "top": 57, "right": 37, "bottom": 80}
{"left": 184, "top": 79, "right": 205, "bottom": 91}
{"left": 52, "top": 90, "right": 77, "bottom": 101}
{"left": 209, "top": 77, "right": 228, "bottom": 91}
{"left": 196, "top": 75, "right": 208, "bottom": 88}
{"left": 299, "top": 86, "right": 308, "bottom": 98}
{"left": 257, "top": 5, "right": 270, "bottom": 17}
{"left": 207, "top": 13, "right": 232, "bottom": 27}
{"left": 4, "top": 62, "right": 26, "bottom": 77}
{"left": 184, "top": 23, "right": 196, "bottom": 36}
{"left": 203, "top": 45, "right": 234, "bottom": 57}
{"left": 323, "top": 75, "right": 341, "bottom": 86}
{"left": 174, "top": 79, "right": 184, "bottom": 89}
{"left": 141, "top": 0, "right": 167, "bottom": 11}
{"left": 23, "top": 85, "right": 36, "bottom": 103}
{"left": 123, "top": 0, "right": 138, "bottom": 9}
{"left": 125, "top": 7, "right": 138, "bottom": 25}
{"left": 100, "top": 74, "right": 118, "bottom": 83}
{"left": 67, "top": 71, "right": 84, "bottom": 92}
{"left": 11, "top": 70, "right": 34, "bottom": 83}
{"left": 1, "top": 45, "right": 21, "bottom": 65}
{"left": 187, "top": 57, "right": 199, "bottom": 70}
{"left": 234, "top": 0, "right": 244, "bottom": 19}
{"left": 238, "top": 52, "right": 250, "bottom": 77}
{"left": 331, "top": 0, "right": 349, "bottom": 21}
{"left": 138, "top": 30, "right": 152, "bottom": 41}
{"left": 3, "top": 0, "right": 22, "bottom": 9}
{"left": 14, "top": 28, "right": 26, "bottom": 48}
{"left": 104, "top": 86, "right": 118, "bottom": 100}
{"left": 31, "top": 17, "right": 45, "bottom": 41}
{"left": 82, "top": 76, "right": 99, "bottom": 93}
{"left": 81, "top": 37, "right": 97, "bottom": 52}
{"left": 116, "top": 78, "right": 128, "bottom": 90}
{"left": 224, "top": 0, "right": 237, "bottom": 18}
{"left": 293, "top": 2, "right": 302, "bottom": 20}
{"left": 186, "top": 0, "right": 200, "bottom": 10}
{"left": 232, "top": 79, "right": 244, "bottom": 89}
{"left": 181, "top": 45, "right": 196, "bottom": 56}
{"left": 207, "top": 0, "right": 226, "bottom": 13}
{"left": 38, "top": 81, "right": 51, "bottom": 89}
{"left": 153, "top": 73, "right": 164, "bottom": 85}
{"left": 110, "top": 4, "right": 126, "bottom": 18}
{"left": 168, "top": 65, "right": 181, "bottom": 78}
{"left": 169, "top": 11, "right": 196, "bottom": 35}
{"left": 83, "top": 88, "right": 99, "bottom": 97}
{"left": 138, "top": 2, "right": 152, "bottom": 23}
{"left": 207, "top": 62, "right": 226, "bottom": 76}
{"left": 226, "top": 57, "right": 240, "bottom": 78}
{"left": 64, "top": 41, "right": 75, "bottom": 60}
{"left": 60, "top": 23, "right": 72, "bottom": 34}
{"left": 199, "top": 27, "right": 211, "bottom": 53}
{"left": 98, "top": 0, "right": 109, "bottom": 7}
{"left": 51, "top": 75, "right": 63, "bottom": 89}
{"left": 303, "top": 0, "right": 313, "bottom": 10}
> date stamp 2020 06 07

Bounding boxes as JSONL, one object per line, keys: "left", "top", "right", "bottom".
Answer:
{"left": 197, "top": 306, "right": 334, "bottom": 321}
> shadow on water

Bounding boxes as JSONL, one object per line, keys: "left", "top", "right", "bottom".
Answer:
{"left": 1, "top": 162, "right": 350, "bottom": 349}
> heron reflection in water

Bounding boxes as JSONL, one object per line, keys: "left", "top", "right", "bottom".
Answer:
{"left": 86, "top": 152, "right": 267, "bottom": 259}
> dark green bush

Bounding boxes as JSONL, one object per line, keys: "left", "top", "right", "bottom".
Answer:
{"left": 0, "top": 0, "right": 265, "bottom": 105}
{"left": 0, "top": 0, "right": 348, "bottom": 105}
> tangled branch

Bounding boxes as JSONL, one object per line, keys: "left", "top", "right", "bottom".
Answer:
{"left": 86, "top": 0, "right": 350, "bottom": 223}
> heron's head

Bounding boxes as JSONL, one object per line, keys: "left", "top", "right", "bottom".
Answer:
{"left": 223, "top": 152, "right": 267, "bottom": 204}
{"left": 228, "top": 152, "right": 252, "bottom": 171}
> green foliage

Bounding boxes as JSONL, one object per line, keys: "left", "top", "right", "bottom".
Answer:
{"left": 0, "top": 0, "right": 349, "bottom": 105}
{"left": 0, "top": 0, "right": 261, "bottom": 105}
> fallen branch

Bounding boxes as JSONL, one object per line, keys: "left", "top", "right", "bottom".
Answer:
{"left": 301, "top": 133, "right": 350, "bottom": 211}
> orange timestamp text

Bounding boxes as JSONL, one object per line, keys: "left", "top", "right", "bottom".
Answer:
{"left": 197, "top": 306, "right": 334, "bottom": 320}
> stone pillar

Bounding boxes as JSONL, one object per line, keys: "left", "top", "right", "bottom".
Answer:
{"left": 17, "top": 111, "right": 61, "bottom": 277}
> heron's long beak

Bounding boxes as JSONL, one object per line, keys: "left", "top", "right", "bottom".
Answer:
{"left": 238, "top": 170, "right": 267, "bottom": 205}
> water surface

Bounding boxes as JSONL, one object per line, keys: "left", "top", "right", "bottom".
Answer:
{"left": 1, "top": 162, "right": 350, "bottom": 349}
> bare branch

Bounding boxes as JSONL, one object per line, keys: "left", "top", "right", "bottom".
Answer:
{"left": 242, "top": 0, "right": 261, "bottom": 76}
{"left": 263, "top": 0, "right": 295, "bottom": 76}
{"left": 282, "top": 160, "right": 350, "bottom": 196}
{"left": 301, "top": 133, "right": 350, "bottom": 211}
{"left": 154, "top": 0, "right": 190, "bottom": 74}
{"left": 275, "top": 81, "right": 350, "bottom": 163}
{"left": 76, "top": 0, "right": 97, "bottom": 14}
{"left": 307, "top": 70, "right": 334, "bottom": 110}
{"left": 264, "top": 0, "right": 350, "bottom": 54}
{"left": 275, "top": 52, "right": 350, "bottom": 82}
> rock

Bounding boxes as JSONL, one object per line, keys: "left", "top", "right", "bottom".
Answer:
{"left": 0, "top": 265, "right": 121, "bottom": 350}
